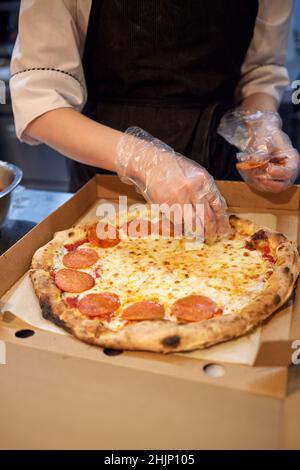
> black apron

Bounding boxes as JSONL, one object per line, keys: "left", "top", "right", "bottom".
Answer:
{"left": 69, "top": 0, "right": 258, "bottom": 191}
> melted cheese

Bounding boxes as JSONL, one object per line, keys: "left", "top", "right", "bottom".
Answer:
{"left": 53, "top": 232, "right": 274, "bottom": 331}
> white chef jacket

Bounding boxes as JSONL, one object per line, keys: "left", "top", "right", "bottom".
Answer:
{"left": 10, "top": 0, "right": 292, "bottom": 145}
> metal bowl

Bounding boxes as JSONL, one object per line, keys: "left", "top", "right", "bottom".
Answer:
{"left": 0, "top": 161, "right": 23, "bottom": 226}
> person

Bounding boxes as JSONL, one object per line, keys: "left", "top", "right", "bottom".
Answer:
{"left": 10, "top": 0, "right": 300, "bottom": 242}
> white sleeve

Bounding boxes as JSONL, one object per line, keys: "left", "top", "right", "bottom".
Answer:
{"left": 10, "top": 0, "right": 92, "bottom": 145}
{"left": 236, "top": 0, "right": 292, "bottom": 104}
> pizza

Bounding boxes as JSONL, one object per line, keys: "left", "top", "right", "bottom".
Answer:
{"left": 30, "top": 213, "right": 300, "bottom": 353}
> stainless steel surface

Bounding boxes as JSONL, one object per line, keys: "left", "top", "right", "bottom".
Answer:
{"left": 0, "top": 160, "right": 22, "bottom": 226}
{"left": 0, "top": 187, "right": 72, "bottom": 255}
{"left": 7, "top": 186, "right": 71, "bottom": 223}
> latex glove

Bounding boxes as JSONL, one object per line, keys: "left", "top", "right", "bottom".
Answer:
{"left": 218, "top": 109, "right": 300, "bottom": 193}
{"left": 116, "top": 127, "right": 230, "bottom": 243}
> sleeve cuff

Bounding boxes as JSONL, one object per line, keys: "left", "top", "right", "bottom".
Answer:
{"left": 236, "top": 66, "right": 289, "bottom": 104}
{"left": 10, "top": 69, "right": 87, "bottom": 144}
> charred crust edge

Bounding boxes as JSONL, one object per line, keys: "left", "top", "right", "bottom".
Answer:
{"left": 162, "top": 335, "right": 181, "bottom": 348}
{"left": 273, "top": 294, "right": 281, "bottom": 305}
{"left": 274, "top": 232, "right": 287, "bottom": 243}
{"left": 251, "top": 230, "right": 267, "bottom": 242}
{"left": 40, "top": 296, "right": 72, "bottom": 333}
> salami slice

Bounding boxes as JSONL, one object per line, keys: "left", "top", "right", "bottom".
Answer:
{"left": 237, "top": 156, "right": 287, "bottom": 172}
{"left": 55, "top": 269, "right": 95, "bottom": 293}
{"left": 63, "top": 248, "right": 99, "bottom": 269}
{"left": 236, "top": 160, "right": 269, "bottom": 171}
{"left": 64, "top": 238, "right": 89, "bottom": 252}
{"left": 88, "top": 223, "right": 120, "bottom": 248}
{"left": 171, "top": 295, "right": 218, "bottom": 322}
{"left": 78, "top": 293, "right": 120, "bottom": 317}
{"left": 122, "top": 301, "right": 165, "bottom": 321}
{"left": 65, "top": 296, "right": 79, "bottom": 308}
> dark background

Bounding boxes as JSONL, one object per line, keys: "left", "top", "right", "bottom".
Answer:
{"left": 0, "top": 0, "right": 300, "bottom": 191}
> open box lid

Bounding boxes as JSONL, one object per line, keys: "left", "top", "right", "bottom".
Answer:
{"left": 0, "top": 176, "right": 300, "bottom": 369}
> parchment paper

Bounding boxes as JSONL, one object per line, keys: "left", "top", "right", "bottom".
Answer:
{"left": 1, "top": 207, "right": 277, "bottom": 365}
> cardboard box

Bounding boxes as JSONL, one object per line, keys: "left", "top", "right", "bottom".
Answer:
{"left": 0, "top": 176, "right": 300, "bottom": 449}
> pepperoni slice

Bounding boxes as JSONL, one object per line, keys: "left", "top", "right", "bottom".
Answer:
{"left": 236, "top": 160, "right": 269, "bottom": 171}
{"left": 88, "top": 223, "right": 120, "bottom": 248}
{"left": 64, "top": 238, "right": 89, "bottom": 252}
{"left": 55, "top": 269, "right": 95, "bottom": 293}
{"left": 78, "top": 293, "right": 120, "bottom": 317}
{"left": 262, "top": 254, "right": 275, "bottom": 264}
{"left": 261, "top": 246, "right": 271, "bottom": 255}
{"left": 65, "top": 296, "right": 79, "bottom": 309}
{"left": 171, "top": 295, "right": 219, "bottom": 323}
{"left": 63, "top": 248, "right": 99, "bottom": 269}
{"left": 122, "top": 301, "right": 165, "bottom": 321}
{"left": 95, "top": 267, "right": 102, "bottom": 278}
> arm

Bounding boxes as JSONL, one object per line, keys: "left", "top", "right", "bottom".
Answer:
{"left": 26, "top": 108, "right": 122, "bottom": 172}
{"left": 236, "top": 0, "right": 292, "bottom": 106}
{"left": 10, "top": 0, "right": 91, "bottom": 144}
{"left": 26, "top": 109, "right": 230, "bottom": 242}
{"left": 11, "top": 1, "right": 230, "bottom": 242}
{"left": 219, "top": 0, "right": 299, "bottom": 192}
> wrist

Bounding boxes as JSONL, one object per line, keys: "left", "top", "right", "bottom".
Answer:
{"left": 116, "top": 127, "right": 176, "bottom": 190}
{"left": 240, "top": 92, "right": 278, "bottom": 113}
{"left": 238, "top": 109, "right": 281, "bottom": 128}
{"left": 218, "top": 108, "right": 282, "bottom": 152}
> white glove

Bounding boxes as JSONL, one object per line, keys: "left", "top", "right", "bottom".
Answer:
{"left": 218, "top": 109, "right": 300, "bottom": 193}
{"left": 116, "top": 127, "right": 230, "bottom": 243}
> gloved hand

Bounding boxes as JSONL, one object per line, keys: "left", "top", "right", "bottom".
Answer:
{"left": 116, "top": 127, "right": 230, "bottom": 243}
{"left": 218, "top": 109, "right": 300, "bottom": 193}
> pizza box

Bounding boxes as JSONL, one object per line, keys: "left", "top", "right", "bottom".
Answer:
{"left": 0, "top": 175, "right": 300, "bottom": 449}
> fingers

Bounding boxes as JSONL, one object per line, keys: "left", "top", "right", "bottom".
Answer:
{"left": 143, "top": 151, "right": 230, "bottom": 243}
{"left": 204, "top": 190, "right": 231, "bottom": 239}
{"left": 202, "top": 199, "right": 218, "bottom": 244}
{"left": 249, "top": 176, "right": 290, "bottom": 193}
{"left": 237, "top": 126, "right": 300, "bottom": 193}
{"left": 267, "top": 156, "right": 299, "bottom": 183}
{"left": 191, "top": 192, "right": 230, "bottom": 243}
{"left": 216, "top": 210, "right": 232, "bottom": 238}
{"left": 242, "top": 170, "right": 290, "bottom": 192}
{"left": 267, "top": 164, "right": 293, "bottom": 180}
{"left": 240, "top": 154, "right": 299, "bottom": 193}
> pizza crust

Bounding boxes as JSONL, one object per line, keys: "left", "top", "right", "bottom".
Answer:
{"left": 30, "top": 216, "right": 300, "bottom": 353}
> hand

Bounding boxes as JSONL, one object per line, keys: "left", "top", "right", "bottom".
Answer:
{"left": 116, "top": 127, "right": 230, "bottom": 243}
{"left": 218, "top": 109, "right": 300, "bottom": 193}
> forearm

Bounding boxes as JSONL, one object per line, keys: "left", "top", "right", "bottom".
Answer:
{"left": 26, "top": 108, "right": 123, "bottom": 172}
{"left": 26, "top": 109, "right": 230, "bottom": 241}
{"left": 240, "top": 92, "right": 278, "bottom": 113}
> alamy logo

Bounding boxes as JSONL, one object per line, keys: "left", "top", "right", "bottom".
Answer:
{"left": 291, "top": 80, "right": 300, "bottom": 105}
{"left": 0, "top": 340, "right": 6, "bottom": 364}
{"left": 291, "top": 339, "right": 300, "bottom": 365}
{"left": 0, "top": 80, "right": 5, "bottom": 104}
{"left": 95, "top": 196, "right": 205, "bottom": 247}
